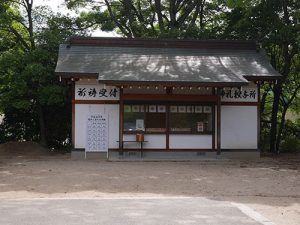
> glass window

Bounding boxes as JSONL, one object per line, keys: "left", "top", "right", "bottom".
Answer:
{"left": 145, "top": 112, "right": 166, "bottom": 133}
{"left": 124, "top": 105, "right": 145, "bottom": 132}
{"left": 169, "top": 105, "right": 212, "bottom": 134}
{"left": 124, "top": 104, "right": 166, "bottom": 133}
{"left": 124, "top": 103, "right": 212, "bottom": 134}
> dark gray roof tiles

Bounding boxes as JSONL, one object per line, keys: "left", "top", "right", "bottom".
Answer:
{"left": 55, "top": 44, "right": 281, "bottom": 84}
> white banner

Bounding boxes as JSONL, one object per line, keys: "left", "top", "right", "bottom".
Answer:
{"left": 75, "top": 84, "right": 120, "bottom": 100}
{"left": 85, "top": 114, "right": 108, "bottom": 153}
{"left": 221, "top": 86, "right": 258, "bottom": 102}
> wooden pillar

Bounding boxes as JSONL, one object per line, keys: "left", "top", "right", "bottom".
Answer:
{"left": 119, "top": 87, "right": 124, "bottom": 152}
{"left": 166, "top": 87, "right": 172, "bottom": 150}
{"left": 166, "top": 103, "right": 169, "bottom": 150}
{"left": 257, "top": 82, "right": 261, "bottom": 152}
{"left": 212, "top": 88, "right": 216, "bottom": 150}
{"left": 217, "top": 88, "right": 221, "bottom": 155}
{"left": 71, "top": 80, "right": 75, "bottom": 149}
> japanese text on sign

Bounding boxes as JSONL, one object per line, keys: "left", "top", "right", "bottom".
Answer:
{"left": 86, "top": 114, "right": 108, "bottom": 153}
{"left": 75, "top": 84, "right": 120, "bottom": 100}
{"left": 221, "top": 86, "right": 258, "bottom": 102}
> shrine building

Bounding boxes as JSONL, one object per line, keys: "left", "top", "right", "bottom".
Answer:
{"left": 55, "top": 37, "right": 281, "bottom": 160}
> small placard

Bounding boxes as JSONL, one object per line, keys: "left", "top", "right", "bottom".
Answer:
{"left": 178, "top": 106, "right": 186, "bottom": 113}
{"left": 124, "top": 105, "right": 131, "bottom": 113}
{"left": 186, "top": 106, "right": 194, "bottom": 113}
{"left": 140, "top": 105, "right": 145, "bottom": 112}
{"left": 197, "top": 122, "right": 204, "bottom": 132}
{"left": 149, "top": 105, "right": 157, "bottom": 112}
{"left": 132, "top": 105, "right": 139, "bottom": 112}
{"left": 170, "top": 106, "right": 177, "bottom": 113}
{"left": 203, "top": 106, "right": 212, "bottom": 113}
{"left": 136, "top": 119, "right": 145, "bottom": 131}
{"left": 157, "top": 105, "right": 166, "bottom": 113}
{"left": 195, "top": 106, "right": 203, "bottom": 113}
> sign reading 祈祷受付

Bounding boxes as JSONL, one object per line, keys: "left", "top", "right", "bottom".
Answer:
{"left": 221, "top": 86, "right": 258, "bottom": 102}
{"left": 75, "top": 84, "right": 120, "bottom": 100}
{"left": 86, "top": 114, "right": 108, "bottom": 153}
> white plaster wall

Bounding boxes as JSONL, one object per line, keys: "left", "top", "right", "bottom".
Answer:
{"left": 123, "top": 134, "right": 166, "bottom": 149}
{"left": 221, "top": 106, "right": 257, "bottom": 149}
{"left": 75, "top": 104, "right": 119, "bottom": 149}
{"left": 169, "top": 135, "right": 212, "bottom": 149}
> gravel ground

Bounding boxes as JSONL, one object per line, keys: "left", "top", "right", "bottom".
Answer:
{"left": 0, "top": 145, "right": 299, "bottom": 225}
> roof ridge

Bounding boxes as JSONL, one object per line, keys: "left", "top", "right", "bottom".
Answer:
{"left": 66, "top": 36, "right": 258, "bottom": 51}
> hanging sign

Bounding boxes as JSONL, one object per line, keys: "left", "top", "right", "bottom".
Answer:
{"left": 75, "top": 84, "right": 119, "bottom": 100}
{"left": 221, "top": 86, "right": 258, "bottom": 102}
{"left": 85, "top": 114, "right": 108, "bottom": 154}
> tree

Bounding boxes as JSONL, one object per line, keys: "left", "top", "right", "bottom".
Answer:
{"left": 220, "top": 0, "right": 300, "bottom": 153}
{"left": 0, "top": 0, "right": 86, "bottom": 148}
{"left": 66, "top": 0, "right": 227, "bottom": 38}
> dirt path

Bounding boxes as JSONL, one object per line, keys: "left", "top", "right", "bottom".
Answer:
{"left": 0, "top": 153, "right": 299, "bottom": 225}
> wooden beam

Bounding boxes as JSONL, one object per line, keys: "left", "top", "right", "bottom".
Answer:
{"left": 166, "top": 103, "right": 169, "bottom": 150}
{"left": 73, "top": 100, "right": 119, "bottom": 104}
{"left": 221, "top": 102, "right": 259, "bottom": 106}
{"left": 68, "top": 37, "right": 257, "bottom": 50}
{"left": 71, "top": 81, "right": 75, "bottom": 148}
{"left": 217, "top": 88, "right": 221, "bottom": 155}
{"left": 212, "top": 89, "right": 216, "bottom": 150}
{"left": 257, "top": 83, "right": 261, "bottom": 153}
{"left": 123, "top": 94, "right": 218, "bottom": 102}
{"left": 119, "top": 88, "right": 124, "bottom": 152}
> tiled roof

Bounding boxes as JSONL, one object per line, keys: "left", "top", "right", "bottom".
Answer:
{"left": 55, "top": 38, "right": 281, "bottom": 85}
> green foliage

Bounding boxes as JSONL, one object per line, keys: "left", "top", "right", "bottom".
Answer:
{"left": 66, "top": 0, "right": 228, "bottom": 38}
{"left": 0, "top": 1, "right": 86, "bottom": 149}
{"left": 280, "top": 120, "right": 300, "bottom": 152}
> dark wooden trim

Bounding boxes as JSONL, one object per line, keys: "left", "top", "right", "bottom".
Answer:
{"left": 124, "top": 131, "right": 166, "bottom": 135}
{"left": 217, "top": 89, "right": 221, "bottom": 155}
{"left": 103, "top": 80, "right": 248, "bottom": 87}
{"left": 221, "top": 102, "right": 259, "bottom": 106}
{"left": 71, "top": 81, "right": 75, "bottom": 148}
{"left": 212, "top": 88, "right": 216, "bottom": 150}
{"left": 166, "top": 102, "right": 170, "bottom": 150}
{"left": 73, "top": 100, "right": 120, "bottom": 104}
{"left": 68, "top": 37, "right": 257, "bottom": 50}
{"left": 244, "top": 75, "right": 282, "bottom": 81}
{"left": 257, "top": 83, "right": 261, "bottom": 152}
{"left": 109, "top": 148, "right": 216, "bottom": 152}
{"left": 220, "top": 149, "right": 259, "bottom": 152}
{"left": 109, "top": 148, "right": 257, "bottom": 152}
{"left": 119, "top": 88, "right": 124, "bottom": 151}
{"left": 56, "top": 72, "right": 98, "bottom": 79}
{"left": 212, "top": 106, "right": 216, "bottom": 150}
{"left": 123, "top": 94, "right": 218, "bottom": 102}
{"left": 73, "top": 148, "right": 85, "bottom": 152}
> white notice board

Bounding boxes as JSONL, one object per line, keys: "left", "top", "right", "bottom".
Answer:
{"left": 85, "top": 114, "right": 108, "bottom": 157}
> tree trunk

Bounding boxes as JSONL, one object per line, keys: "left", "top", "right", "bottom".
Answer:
{"left": 154, "top": 0, "right": 165, "bottom": 33}
{"left": 269, "top": 81, "right": 282, "bottom": 153}
{"left": 199, "top": 0, "right": 205, "bottom": 30}
{"left": 275, "top": 106, "right": 287, "bottom": 153}
{"left": 37, "top": 104, "right": 47, "bottom": 146}
{"left": 260, "top": 86, "right": 269, "bottom": 115}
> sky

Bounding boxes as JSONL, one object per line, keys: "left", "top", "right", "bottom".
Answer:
{"left": 34, "top": 0, "right": 118, "bottom": 37}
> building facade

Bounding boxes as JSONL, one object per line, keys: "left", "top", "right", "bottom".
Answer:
{"left": 55, "top": 37, "right": 281, "bottom": 160}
